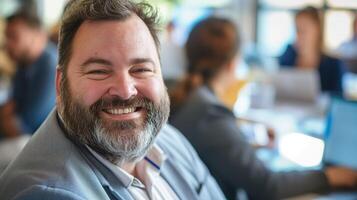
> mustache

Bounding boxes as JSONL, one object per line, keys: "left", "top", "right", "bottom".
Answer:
{"left": 89, "top": 96, "right": 153, "bottom": 113}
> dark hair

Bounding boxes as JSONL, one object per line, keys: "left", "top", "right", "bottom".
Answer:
{"left": 58, "top": 0, "right": 160, "bottom": 73}
{"left": 295, "top": 6, "right": 323, "bottom": 50}
{"left": 296, "top": 6, "right": 320, "bottom": 23}
{"left": 170, "top": 17, "right": 240, "bottom": 110}
{"left": 6, "top": 9, "right": 42, "bottom": 29}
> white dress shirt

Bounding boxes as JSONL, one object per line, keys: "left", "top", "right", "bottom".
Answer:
{"left": 87, "top": 144, "right": 179, "bottom": 200}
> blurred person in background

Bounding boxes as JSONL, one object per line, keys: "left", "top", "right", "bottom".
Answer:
{"left": 170, "top": 17, "right": 357, "bottom": 200}
{"left": 279, "top": 6, "right": 344, "bottom": 94}
{"left": 0, "top": 17, "right": 15, "bottom": 76}
{"left": 337, "top": 13, "right": 357, "bottom": 73}
{"left": 0, "top": 9, "right": 57, "bottom": 138}
{"left": 0, "top": 17, "right": 15, "bottom": 105}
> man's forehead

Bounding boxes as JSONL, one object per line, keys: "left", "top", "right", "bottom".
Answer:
{"left": 74, "top": 17, "right": 154, "bottom": 50}
{"left": 74, "top": 15, "right": 156, "bottom": 48}
{"left": 7, "top": 18, "right": 34, "bottom": 29}
{"left": 80, "top": 14, "right": 146, "bottom": 32}
{"left": 5, "top": 19, "right": 30, "bottom": 37}
{"left": 69, "top": 15, "right": 160, "bottom": 67}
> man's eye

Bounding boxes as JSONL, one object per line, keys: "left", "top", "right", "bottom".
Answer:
{"left": 85, "top": 70, "right": 110, "bottom": 80}
{"left": 131, "top": 67, "right": 154, "bottom": 78}
{"left": 133, "top": 68, "right": 152, "bottom": 73}
{"left": 87, "top": 70, "right": 109, "bottom": 74}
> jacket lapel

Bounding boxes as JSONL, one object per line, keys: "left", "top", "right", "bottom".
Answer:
{"left": 161, "top": 158, "right": 198, "bottom": 200}
{"left": 78, "top": 144, "right": 134, "bottom": 200}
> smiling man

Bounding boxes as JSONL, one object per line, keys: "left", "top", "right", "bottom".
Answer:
{"left": 0, "top": 0, "right": 225, "bottom": 199}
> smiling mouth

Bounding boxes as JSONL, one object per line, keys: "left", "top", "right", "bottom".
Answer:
{"left": 103, "top": 107, "right": 142, "bottom": 115}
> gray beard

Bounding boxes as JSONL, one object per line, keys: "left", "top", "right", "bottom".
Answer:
{"left": 91, "top": 116, "right": 156, "bottom": 165}
{"left": 58, "top": 76, "right": 170, "bottom": 165}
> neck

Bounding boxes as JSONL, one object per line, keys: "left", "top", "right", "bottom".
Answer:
{"left": 297, "top": 50, "right": 320, "bottom": 69}
{"left": 121, "top": 160, "right": 145, "bottom": 185}
{"left": 121, "top": 162, "right": 137, "bottom": 176}
{"left": 211, "top": 80, "right": 225, "bottom": 98}
{"left": 210, "top": 73, "right": 230, "bottom": 98}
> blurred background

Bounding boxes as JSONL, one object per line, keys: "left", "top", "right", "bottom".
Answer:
{"left": 0, "top": 0, "right": 357, "bottom": 195}
{"left": 1, "top": 0, "right": 357, "bottom": 83}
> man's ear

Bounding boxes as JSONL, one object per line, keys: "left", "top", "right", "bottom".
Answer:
{"left": 55, "top": 66, "right": 63, "bottom": 101}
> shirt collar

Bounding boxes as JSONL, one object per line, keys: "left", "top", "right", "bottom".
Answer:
{"left": 86, "top": 144, "right": 167, "bottom": 188}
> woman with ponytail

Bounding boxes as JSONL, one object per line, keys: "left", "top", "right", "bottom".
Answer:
{"left": 170, "top": 17, "right": 240, "bottom": 114}
{"left": 170, "top": 17, "right": 357, "bottom": 200}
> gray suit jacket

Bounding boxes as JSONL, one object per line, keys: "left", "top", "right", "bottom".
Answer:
{"left": 0, "top": 109, "right": 226, "bottom": 200}
{"left": 171, "top": 86, "right": 330, "bottom": 200}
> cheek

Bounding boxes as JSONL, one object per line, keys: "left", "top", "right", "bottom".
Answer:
{"left": 136, "top": 78, "right": 166, "bottom": 103}
{"left": 19, "top": 34, "right": 31, "bottom": 48}
{"left": 8, "top": 39, "right": 19, "bottom": 53}
{"left": 68, "top": 78, "right": 108, "bottom": 107}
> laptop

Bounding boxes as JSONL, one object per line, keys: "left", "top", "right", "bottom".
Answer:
{"left": 257, "top": 96, "right": 357, "bottom": 199}
{"left": 271, "top": 68, "right": 320, "bottom": 103}
{"left": 259, "top": 96, "right": 357, "bottom": 172}
{"left": 323, "top": 96, "right": 357, "bottom": 170}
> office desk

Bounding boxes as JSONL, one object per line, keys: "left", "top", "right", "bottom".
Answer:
{"left": 234, "top": 93, "right": 357, "bottom": 200}
{"left": 235, "top": 98, "right": 327, "bottom": 138}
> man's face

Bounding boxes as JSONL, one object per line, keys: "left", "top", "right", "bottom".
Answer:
{"left": 56, "top": 16, "right": 170, "bottom": 164}
{"left": 5, "top": 19, "right": 34, "bottom": 62}
{"left": 295, "top": 15, "right": 320, "bottom": 51}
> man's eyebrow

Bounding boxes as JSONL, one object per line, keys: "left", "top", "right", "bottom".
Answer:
{"left": 80, "top": 57, "right": 113, "bottom": 68}
{"left": 129, "top": 58, "right": 155, "bottom": 65}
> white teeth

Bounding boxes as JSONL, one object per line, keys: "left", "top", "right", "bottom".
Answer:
{"left": 106, "top": 107, "right": 135, "bottom": 115}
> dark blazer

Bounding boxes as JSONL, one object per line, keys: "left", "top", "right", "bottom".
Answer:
{"left": 171, "top": 86, "right": 330, "bottom": 200}
{"left": 0, "top": 109, "right": 226, "bottom": 200}
{"left": 279, "top": 44, "right": 345, "bottom": 94}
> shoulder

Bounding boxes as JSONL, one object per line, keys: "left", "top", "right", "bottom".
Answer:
{"left": 322, "top": 54, "right": 340, "bottom": 63}
{"left": 156, "top": 124, "right": 207, "bottom": 174}
{"left": 279, "top": 44, "right": 297, "bottom": 66}
{"left": 285, "top": 44, "right": 296, "bottom": 52}
{"left": 174, "top": 86, "right": 234, "bottom": 122}
{"left": 0, "top": 111, "right": 99, "bottom": 199}
{"left": 171, "top": 87, "right": 237, "bottom": 145}
{"left": 11, "top": 185, "right": 85, "bottom": 200}
{"left": 36, "top": 42, "right": 58, "bottom": 71}
{"left": 320, "top": 54, "right": 343, "bottom": 71}
{"left": 188, "top": 88, "right": 237, "bottom": 127}
{"left": 155, "top": 124, "right": 226, "bottom": 200}
{"left": 156, "top": 124, "right": 195, "bottom": 158}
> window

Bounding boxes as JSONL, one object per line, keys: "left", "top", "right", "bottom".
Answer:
{"left": 328, "top": 0, "right": 357, "bottom": 9}
{"left": 257, "top": 0, "right": 357, "bottom": 57}
{"left": 257, "top": 10, "right": 295, "bottom": 56}
{"left": 260, "top": 0, "right": 323, "bottom": 9}
{"left": 325, "top": 11, "right": 354, "bottom": 50}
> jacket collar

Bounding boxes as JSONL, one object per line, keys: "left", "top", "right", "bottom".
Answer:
{"left": 160, "top": 156, "right": 198, "bottom": 200}
{"left": 56, "top": 111, "right": 133, "bottom": 200}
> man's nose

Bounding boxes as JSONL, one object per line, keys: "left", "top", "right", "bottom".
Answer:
{"left": 108, "top": 74, "right": 137, "bottom": 100}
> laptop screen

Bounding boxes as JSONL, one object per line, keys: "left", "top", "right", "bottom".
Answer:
{"left": 323, "top": 97, "right": 357, "bottom": 170}
{"left": 272, "top": 68, "right": 320, "bottom": 102}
